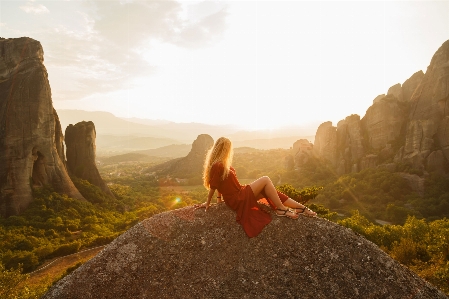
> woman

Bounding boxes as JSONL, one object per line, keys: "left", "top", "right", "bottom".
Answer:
{"left": 195, "top": 137, "right": 316, "bottom": 238}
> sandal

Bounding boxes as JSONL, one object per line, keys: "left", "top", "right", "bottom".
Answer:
{"left": 276, "top": 208, "right": 299, "bottom": 219}
{"left": 294, "top": 206, "right": 317, "bottom": 218}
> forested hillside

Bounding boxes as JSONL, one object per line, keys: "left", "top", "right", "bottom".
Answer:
{"left": 2, "top": 147, "right": 449, "bottom": 296}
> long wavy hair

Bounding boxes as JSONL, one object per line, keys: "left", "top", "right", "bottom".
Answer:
{"left": 203, "top": 137, "right": 234, "bottom": 189}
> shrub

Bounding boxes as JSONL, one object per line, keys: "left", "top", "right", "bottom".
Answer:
{"left": 2, "top": 251, "right": 39, "bottom": 273}
{"left": 71, "top": 177, "right": 110, "bottom": 204}
{"left": 276, "top": 184, "right": 323, "bottom": 204}
{"left": 390, "top": 238, "right": 430, "bottom": 265}
{"left": 49, "top": 242, "right": 81, "bottom": 258}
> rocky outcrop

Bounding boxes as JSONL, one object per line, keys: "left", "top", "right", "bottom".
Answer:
{"left": 438, "top": 116, "right": 449, "bottom": 163}
{"left": 426, "top": 150, "right": 447, "bottom": 175}
{"left": 401, "top": 40, "right": 449, "bottom": 172}
{"left": 149, "top": 134, "right": 214, "bottom": 180}
{"left": 360, "top": 154, "right": 378, "bottom": 170}
{"left": 42, "top": 204, "right": 447, "bottom": 299}
{"left": 362, "top": 94, "right": 407, "bottom": 149}
{"left": 397, "top": 173, "right": 425, "bottom": 195}
{"left": 65, "top": 121, "right": 114, "bottom": 198}
{"left": 339, "top": 115, "right": 365, "bottom": 160}
{"left": 312, "top": 122, "right": 337, "bottom": 165}
{"left": 312, "top": 40, "right": 449, "bottom": 176}
{"left": 292, "top": 139, "right": 313, "bottom": 167}
{"left": 373, "top": 94, "right": 386, "bottom": 104}
{"left": 402, "top": 70, "right": 424, "bottom": 102}
{"left": 387, "top": 83, "right": 403, "bottom": 102}
{"left": 0, "top": 37, "right": 83, "bottom": 216}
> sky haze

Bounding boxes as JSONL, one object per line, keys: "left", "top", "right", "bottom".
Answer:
{"left": 1, "top": 0, "right": 449, "bottom": 130}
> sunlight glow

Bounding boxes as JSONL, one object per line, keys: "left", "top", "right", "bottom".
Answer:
{"left": 2, "top": 1, "right": 447, "bottom": 130}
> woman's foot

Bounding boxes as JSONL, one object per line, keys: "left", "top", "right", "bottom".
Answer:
{"left": 275, "top": 207, "right": 299, "bottom": 219}
{"left": 294, "top": 206, "right": 317, "bottom": 217}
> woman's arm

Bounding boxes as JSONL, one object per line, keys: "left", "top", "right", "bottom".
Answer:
{"left": 205, "top": 188, "right": 216, "bottom": 211}
{"left": 194, "top": 189, "right": 223, "bottom": 211}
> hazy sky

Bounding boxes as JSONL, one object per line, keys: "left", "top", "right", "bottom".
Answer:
{"left": 1, "top": 1, "right": 449, "bottom": 130}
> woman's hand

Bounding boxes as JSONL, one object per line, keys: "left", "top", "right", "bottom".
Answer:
{"left": 194, "top": 202, "right": 210, "bottom": 211}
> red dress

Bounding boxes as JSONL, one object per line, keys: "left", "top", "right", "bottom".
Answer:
{"left": 209, "top": 162, "right": 289, "bottom": 238}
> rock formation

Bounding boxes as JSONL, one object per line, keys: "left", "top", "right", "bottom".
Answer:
{"left": 402, "top": 70, "right": 424, "bottom": 102}
{"left": 292, "top": 139, "right": 313, "bottom": 168}
{"left": 336, "top": 115, "right": 365, "bottom": 173}
{"left": 0, "top": 37, "right": 83, "bottom": 217}
{"left": 401, "top": 40, "right": 449, "bottom": 173}
{"left": 312, "top": 122, "right": 337, "bottom": 165}
{"left": 42, "top": 204, "right": 447, "bottom": 299}
{"left": 362, "top": 94, "right": 407, "bottom": 150}
{"left": 313, "top": 39, "right": 449, "bottom": 176}
{"left": 148, "top": 134, "right": 214, "bottom": 180}
{"left": 387, "top": 83, "right": 403, "bottom": 102}
{"left": 65, "top": 121, "right": 114, "bottom": 198}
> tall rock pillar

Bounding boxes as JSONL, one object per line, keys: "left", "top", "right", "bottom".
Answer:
{"left": 0, "top": 37, "right": 84, "bottom": 217}
{"left": 65, "top": 121, "right": 114, "bottom": 198}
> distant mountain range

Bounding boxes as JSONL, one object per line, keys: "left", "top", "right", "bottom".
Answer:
{"left": 57, "top": 109, "right": 317, "bottom": 153}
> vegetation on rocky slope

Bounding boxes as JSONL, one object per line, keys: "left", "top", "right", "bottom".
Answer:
{"left": 2, "top": 149, "right": 449, "bottom": 297}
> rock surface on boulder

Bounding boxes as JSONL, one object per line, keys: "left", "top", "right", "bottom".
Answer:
{"left": 0, "top": 37, "right": 83, "bottom": 216}
{"left": 43, "top": 205, "right": 447, "bottom": 299}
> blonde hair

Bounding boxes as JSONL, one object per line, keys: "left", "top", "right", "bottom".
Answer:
{"left": 203, "top": 137, "right": 234, "bottom": 189}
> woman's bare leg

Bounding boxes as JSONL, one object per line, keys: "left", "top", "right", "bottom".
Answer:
{"left": 283, "top": 198, "right": 317, "bottom": 217}
{"left": 250, "top": 176, "right": 298, "bottom": 218}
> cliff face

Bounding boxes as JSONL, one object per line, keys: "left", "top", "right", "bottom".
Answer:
{"left": 313, "top": 40, "right": 449, "bottom": 175}
{"left": 65, "top": 121, "right": 114, "bottom": 197}
{"left": 400, "top": 40, "right": 449, "bottom": 172}
{"left": 362, "top": 95, "right": 407, "bottom": 150}
{"left": 0, "top": 37, "right": 83, "bottom": 216}
{"left": 312, "top": 121, "right": 337, "bottom": 165}
{"left": 42, "top": 204, "right": 447, "bottom": 299}
{"left": 336, "top": 115, "right": 365, "bottom": 173}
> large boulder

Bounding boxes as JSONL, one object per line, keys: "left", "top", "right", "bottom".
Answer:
{"left": 0, "top": 37, "right": 83, "bottom": 216}
{"left": 42, "top": 205, "right": 447, "bottom": 299}
{"left": 65, "top": 121, "right": 114, "bottom": 197}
